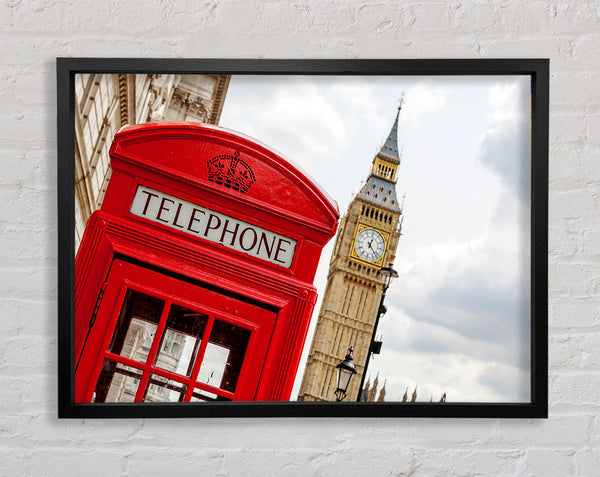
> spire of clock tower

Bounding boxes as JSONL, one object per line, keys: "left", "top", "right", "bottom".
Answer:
{"left": 378, "top": 106, "right": 402, "bottom": 163}
{"left": 357, "top": 106, "right": 403, "bottom": 212}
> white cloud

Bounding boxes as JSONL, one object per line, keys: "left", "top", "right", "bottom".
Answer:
{"left": 331, "top": 77, "right": 378, "bottom": 115}
{"left": 477, "top": 78, "right": 531, "bottom": 197}
{"left": 400, "top": 82, "right": 447, "bottom": 126}
{"left": 368, "top": 348, "right": 527, "bottom": 403}
{"left": 489, "top": 82, "right": 525, "bottom": 123}
{"left": 220, "top": 76, "right": 348, "bottom": 174}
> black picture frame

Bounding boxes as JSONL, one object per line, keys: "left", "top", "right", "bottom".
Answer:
{"left": 57, "top": 58, "right": 548, "bottom": 418}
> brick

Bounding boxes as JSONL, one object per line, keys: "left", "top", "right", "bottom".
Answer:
{"left": 592, "top": 415, "right": 600, "bottom": 445}
{"left": 0, "top": 187, "right": 56, "bottom": 227}
{"left": 11, "top": 0, "right": 67, "bottom": 32}
{"left": 0, "top": 68, "right": 54, "bottom": 109}
{"left": 550, "top": 145, "right": 600, "bottom": 188}
{"left": 0, "top": 449, "right": 33, "bottom": 476}
{"left": 551, "top": 373, "right": 600, "bottom": 407}
{"left": 550, "top": 332, "right": 600, "bottom": 369}
{"left": 545, "top": 1, "right": 600, "bottom": 34}
{"left": 237, "top": 2, "right": 310, "bottom": 34}
{"left": 0, "top": 229, "right": 56, "bottom": 264}
{"left": 0, "top": 147, "right": 51, "bottom": 187}
{"left": 0, "top": 112, "right": 58, "bottom": 148}
{"left": 549, "top": 189, "right": 599, "bottom": 220}
{"left": 572, "top": 33, "right": 600, "bottom": 63}
{"left": 408, "top": 3, "right": 454, "bottom": 31}
{"left": 549, "top": 297, "right": 600, "bottom": 328}
{"left": 1, "top": 298, "right": 55, "bottom": 335}
{"left": 548, "top": 297, "right": 600, "bottom": 329}
{"left": 451, "top": 2, "right": 503, "bottom": 35}
{"left": 0, "top": 377, "right": 49, "bottom": 414}
{"left": 493, "top": 415, "right": 590, "bottom": 446}
{"left": 356, "top": 3, "right": 403, "bottom": 33}
{"left": 551, "top": 112, "right": 588, "bottom": 143}
{"left": 575, "top": 447, "right": 600, "bottom": 476}
{"left": 548, "top": 226, "right": 582, "bottom": 257}
{"left": 125, "top": 449, "right": 223, "bottom": 476}
{"left": 30, "top": 449, "right": 123, "bottom": 477}
{"left": 521, "top": 449, "right": 577, "bottom": 475}
{"left": 309, "top": 2, "right": 357, "bottom": 32}
{"left": 0, "top": 266, "right": 56, "bottom": 300}
{"left": 282, "top": 448, "right": 413, "bottom": 476}
{"left": 416, "top": 448, "right": 522, "bottom": 477}
{"left": 0, "top": 335, "right": 56, "bottom": 373}
{"left": 62, "top": 419, "right": 148, "bottom": 445}
{"left": 548, "top": 261, "right": 600, "bottom": 298}
{"left": 582, "top": 227, "right": 600, "bottom": 256}
{"left": 479, "top": 37, "right": 575, "bottom": 70}
{"left": 553, "top": 71, "right": 600, "bottom": 108}
{"left": 587, "top": 114, "right": 600, "bottom": 145}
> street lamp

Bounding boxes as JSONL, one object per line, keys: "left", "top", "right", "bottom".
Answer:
{"left": 335, "top": 347, "right": 357, "bottom": 401}
{"left": 357, "top": 265, "right": 398, "bottom": 402}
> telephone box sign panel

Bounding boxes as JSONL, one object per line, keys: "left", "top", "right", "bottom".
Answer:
{"left": 130, "top": 184, "right": 297, "bottom": 267}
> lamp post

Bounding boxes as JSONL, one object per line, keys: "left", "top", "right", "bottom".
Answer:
{"left": 357, "top": 265, "right": 398, "bottom": 402}
{"left": 334, "top": 347, "right": 357, "bottom": 401}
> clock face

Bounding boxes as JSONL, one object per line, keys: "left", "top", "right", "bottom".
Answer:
{"left": 355, "top": 229, "right": 385, "bottom": 262}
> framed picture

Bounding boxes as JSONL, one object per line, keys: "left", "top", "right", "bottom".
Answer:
{"left": 57, "top": 58, "right": 548, "bottom": 418}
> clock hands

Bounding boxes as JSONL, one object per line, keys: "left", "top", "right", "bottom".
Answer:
{"left": 367, "top": 239, "right": 376, "bottom": 253}
{"left": 357, "top": 230, "right": 384, "bottom": 261}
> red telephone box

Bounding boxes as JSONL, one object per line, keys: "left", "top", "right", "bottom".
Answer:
{"left": 74, "top": 122, "right": 339, "bottom": 403}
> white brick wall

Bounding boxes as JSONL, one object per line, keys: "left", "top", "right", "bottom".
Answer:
{"left": 1, "top": 0, "right": 598, "bottom": 475}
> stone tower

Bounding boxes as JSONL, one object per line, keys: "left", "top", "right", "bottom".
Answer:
{"left": 298, "top": 106, "right": 404, "bottom": 402}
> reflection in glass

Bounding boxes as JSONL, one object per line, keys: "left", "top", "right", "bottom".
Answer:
{"left": 94, "top": 290, "right": 254, "bottom": 403}
{"left": 108, "top": 290, "right": 164, "bottom": 363}
{"left": 93, "top": 360, "right": 143, "bottom": 403}
{"left": 198, "top": 319, "right": 250, "bottom": 393}
{"left": 197, "top": 343, "right": 229, "bottom": 387}
{"left": 143, "top": 374, "right": 187, "bottom": 402}
{"left": 190, "top": 387, "right": 231, "bottom": 402}
{"left": 154, "top": 304, "right": 208, "bottom": 377}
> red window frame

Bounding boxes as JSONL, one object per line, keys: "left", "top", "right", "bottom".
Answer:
{"left": 75, "top": 259, "right": 276, "bottom": 403}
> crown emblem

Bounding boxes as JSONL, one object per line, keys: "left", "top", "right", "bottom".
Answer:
{"left": 207, "top": 151, "right": 256, "bottom": 194}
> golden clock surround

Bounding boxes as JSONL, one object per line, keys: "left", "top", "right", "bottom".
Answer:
{"left": 349, "top": 222, "right": 391, "bottom": 268}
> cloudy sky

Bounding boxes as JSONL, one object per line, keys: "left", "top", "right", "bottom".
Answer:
{"left": 219, "top": 73, "right": 531, "bottom": 403}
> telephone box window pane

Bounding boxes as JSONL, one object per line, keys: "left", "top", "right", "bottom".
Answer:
{"left": 143, "top": 374, "right": 187, "bottom": 403}
{"left": 93, "top": 359, "right": 143, "bottom": 403}
{"left": 197, "top": 343, "right": 229, "bottom": 387}
{"left": 198, "top": 320, "right": 251, "bottom": 393}
{"left": 108, "top": 290, "right": 164, "bottom": 364}
{"left": 153, "top": 304, "right": 208, "bottom": 377}
{"left": 190, "top": 388, "right": 231, "bottom": 402}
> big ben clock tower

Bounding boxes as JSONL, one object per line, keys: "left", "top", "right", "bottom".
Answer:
{"left": 298, "top": 105, "right": 404, "bottom": 402}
